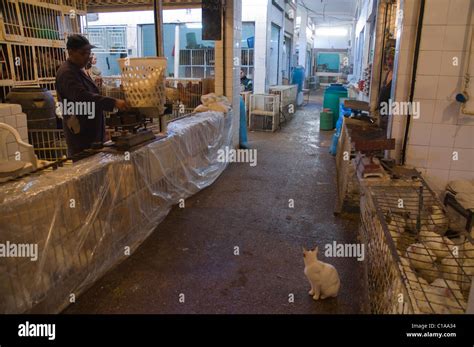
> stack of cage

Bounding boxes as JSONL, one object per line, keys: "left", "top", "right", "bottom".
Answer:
{"left": 249, "top": 94, "right": 280, "bottom": 132}
{"left": 360, "top": 179, "right": 473, "bottom": 314}
{"left": 0, "top": 0, "right": 86, "bottom": 101}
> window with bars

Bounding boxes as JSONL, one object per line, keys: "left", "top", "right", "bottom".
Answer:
{"left": 241, "top": 22, "right": 255, "bottom": 78}
{"left": 85, "top": 25, "right": 128, "bottom": 76}
{"left": 86, "top": 26, "right": 127, "bottom": 53}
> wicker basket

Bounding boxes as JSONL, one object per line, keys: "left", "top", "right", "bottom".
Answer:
{"left": 118, "top": 57, "right": 167, "bottom": 114}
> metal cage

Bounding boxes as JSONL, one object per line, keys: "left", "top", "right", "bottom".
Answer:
{"left": 360, "top": 179, "right": 473, "bottom": 314}
{"left": 28, "top": 129, "right": 68, "bottom": 161}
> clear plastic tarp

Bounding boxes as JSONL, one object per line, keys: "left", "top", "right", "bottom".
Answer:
{"left": 0, "top": 111, "right": 233, "bottom": 313}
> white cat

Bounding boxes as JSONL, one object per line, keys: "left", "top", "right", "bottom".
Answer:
{"left": 303, "top": 247, "right": 341, "bottom": 300}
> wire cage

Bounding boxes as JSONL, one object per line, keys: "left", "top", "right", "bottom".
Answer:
{"left": 269, "top": 85, "right": 297, "bottom": 122}
{"left": 10, "top": 44, "right": 36, "bottom": 83}
{"left": 0, "top": 43, "right": 13, "bottom": 102}
{"left": 0, "top": 43, "right": 65, "bottom": 100}
{"left": 16, "top": 1, "right": 64, "bottom": 41}
{"left": 28, "top": 129, "right": 68, "bottom": 161}
{"left": 63, "top": 11, "right": 83, "bottom": 36}
{"left": 169, "top": 104, "right": 194, "bottom": 118}
{"left": 165, "top": 78, "right": 210, "bottom": 109}
{"left": 0, "top": 0, "right": 23, "bottom": 41}
{"left": 249, "top": 94, "right": 280, "bottom": 132}
{"left": 35, "top": 46, "right": 67, "bottom": 79}
{"left": 360, "top": 179, "right": 473, "bottom": 314}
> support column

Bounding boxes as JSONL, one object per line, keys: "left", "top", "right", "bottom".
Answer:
{"left": 215, "top": 0, "right": 242, "bottom": 147}
{"left": 297, "top": 6, "right": 307, "bottom": 68}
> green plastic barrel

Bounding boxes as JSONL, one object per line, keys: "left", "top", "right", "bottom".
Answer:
{"left": 320, "top": 111, "right": 334, "bottom": 131}
{"left": 323, "top": 84, "right": 348, "bottom": 127}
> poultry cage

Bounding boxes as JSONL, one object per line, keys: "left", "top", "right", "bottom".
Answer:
{"left": 249, "top": 94, "right": 280, "bottom": 132}
{"left": 165, "top": 78, "right": 214, "bottom": 118}
{"left": 360, "top": 179, "right": 473, "bottom": 314}
{"left": 28, "top": 129, "right": 68, "bottom": 161}
{"left": 0, "top": 0, "right": 85, "bottom": 101}
{"left": 269, "top": 85, "right": 297, "bottom": 123}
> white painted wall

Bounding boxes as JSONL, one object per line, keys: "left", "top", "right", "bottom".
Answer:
{"left": 242, "top": 0, "right": 268, "bottom": 93}
{"left": 267, "top": 0, "right": 285, "bottom": 86}
{"left": 296, "top": 5, "right": 308, "bottom": 68}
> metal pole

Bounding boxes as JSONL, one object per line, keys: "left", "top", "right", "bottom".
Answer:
{"left": 154, "top": 0, "right": 164, "bottom": 57}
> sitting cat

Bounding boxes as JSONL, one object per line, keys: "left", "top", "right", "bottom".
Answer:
{"left": 303, "top": 246, "right": 341, "bottom": 300}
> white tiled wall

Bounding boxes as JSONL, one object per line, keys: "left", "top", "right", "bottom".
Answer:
{"left": 0, "top": 103, "right": 30, "bottom": 161}
{"left": 392, "top": 0, "right": 474, "bottom": 196}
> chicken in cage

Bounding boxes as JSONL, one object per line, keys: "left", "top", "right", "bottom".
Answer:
{"left": 165, "top": 78, "right": 204, "bottom": 109}
{"left": 368, "top": 183, "right": 474, "bottom": 314}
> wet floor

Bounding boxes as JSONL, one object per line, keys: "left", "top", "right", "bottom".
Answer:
{"left": 64, "top": 94, "right": 368, "bottom": 314}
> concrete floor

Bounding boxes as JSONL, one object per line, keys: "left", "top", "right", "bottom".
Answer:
{"left": 64, "top": 94, "right": 368, "bottom": 314}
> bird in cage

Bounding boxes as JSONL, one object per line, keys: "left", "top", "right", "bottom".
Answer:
{"left": 405, "top": 242, "right": 439, "bottom": 283}
{"left": 419, "top": 226, "right": 455, "bottom": 259}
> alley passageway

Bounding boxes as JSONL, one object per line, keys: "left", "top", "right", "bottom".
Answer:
{"left": 64, "top": 96, "right": 368, "bottom": 314}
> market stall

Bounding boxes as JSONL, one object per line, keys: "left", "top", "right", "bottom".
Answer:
{"left": 0, "top": 110, "right": 233, "bottom": 313}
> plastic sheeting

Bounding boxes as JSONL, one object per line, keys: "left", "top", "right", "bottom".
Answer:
{"left": 0, "top": 111, "right": 233, "bottom": 313}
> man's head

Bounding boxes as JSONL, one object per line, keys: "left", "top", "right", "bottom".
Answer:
{"left": 67, "top": 35, "right": 96, "bottom": 68}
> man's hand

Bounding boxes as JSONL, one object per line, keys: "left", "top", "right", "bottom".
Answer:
{"left": 115, "top": 99, "right": 130, "bottom": 111}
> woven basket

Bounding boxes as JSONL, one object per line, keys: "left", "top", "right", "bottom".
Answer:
{"left": 118, "top": 57, "right": 167, "bottom": 114}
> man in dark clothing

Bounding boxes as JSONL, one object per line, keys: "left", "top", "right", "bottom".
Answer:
{"left": 56, "top": 34, "right": 128, "bottom": 157}
{"left": 240, "top": 69, "right": 252, "bottom": 91}
{"left": 377, "top": 47, "right": 395, "bottom": 133}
